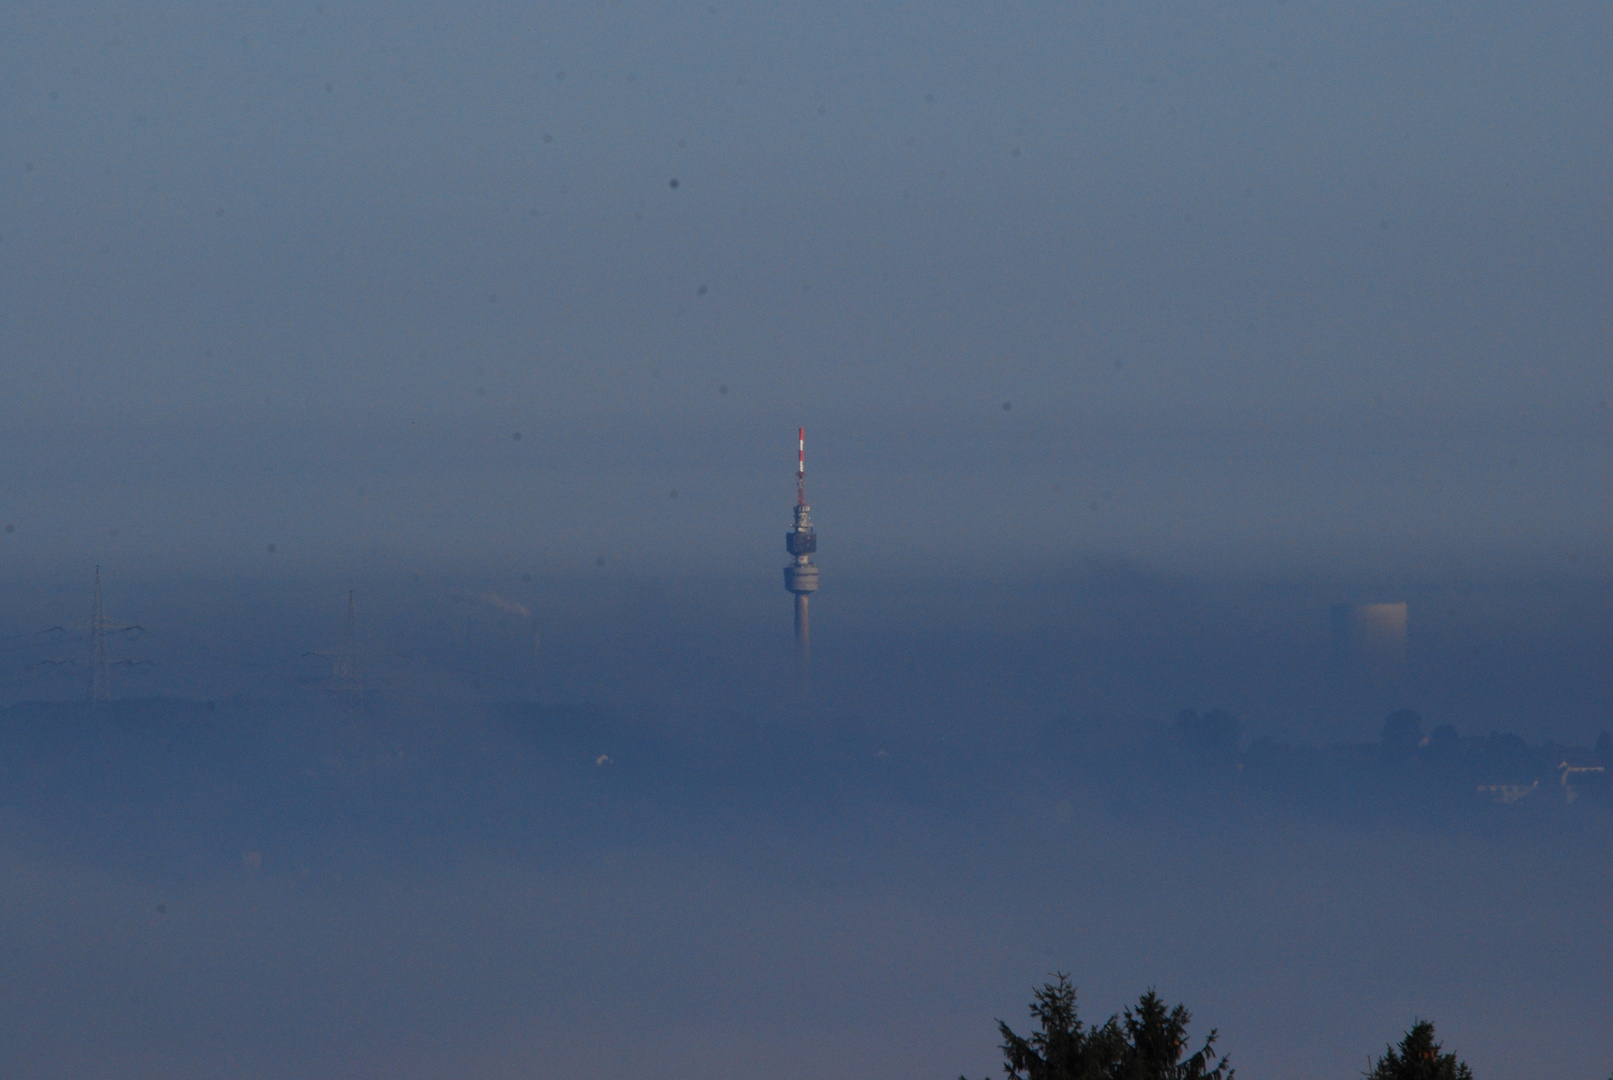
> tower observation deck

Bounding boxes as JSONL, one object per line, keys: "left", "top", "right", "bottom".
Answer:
{"left": 783, "top": 428, "right": 819, "bottom": 655}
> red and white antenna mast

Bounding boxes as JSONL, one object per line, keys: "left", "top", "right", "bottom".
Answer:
{"left": 797, "top": 427, "right": 806, "bottom": 506}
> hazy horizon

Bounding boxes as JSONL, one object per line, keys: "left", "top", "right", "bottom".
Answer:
{"left": 2, "top": 1, "right": 1609, "bottom": 1077}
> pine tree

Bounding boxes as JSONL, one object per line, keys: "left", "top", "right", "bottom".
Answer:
{"left": 1116, "top": 990, "right": 1230, "bottom": 1080}
{"left": 967, "top": 976, "right": 1230, "bottom": 1080}
{"left": 1365, "top": 1021, "right": 1473, "bottom": 1080}
{"left": 991, "top": 975, "right": 1122, "bottom": 1080}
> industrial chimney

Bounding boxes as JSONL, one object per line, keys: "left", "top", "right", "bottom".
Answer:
{"left": 783, "top": 428, "right": 819, "bottom": 658}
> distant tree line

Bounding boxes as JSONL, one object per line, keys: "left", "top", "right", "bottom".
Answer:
{"left": 1155, "top": 707, "right": 1613, "bottom": 817}
{"left": 966, "top": 976, "right": 1604, "bottom": 1079}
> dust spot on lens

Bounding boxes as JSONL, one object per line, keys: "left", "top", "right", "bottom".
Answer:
{"left": 156, "top": 904, "right": 166, "bottom": 914}
{"left": 697, "top": 284, "right": 707, "bottom": 295}
{"left": 669, "top": 489, "right": 679, "bottom": 500}
{"left": 266, "top": 543, "right": 277, "bottom": 553}
{"left": 668, "top": 177, "right": 679, "bottom": 188}
{"left": 1001, "top": 401, "right": 1012, "bottom": 411}
{"left": 512, "top": 431, "right": 522, "bottom": 441}
{"left": 595, "top": 556, "right": 606, "bottom": 567}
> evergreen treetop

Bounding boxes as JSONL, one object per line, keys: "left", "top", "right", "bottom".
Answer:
{"left": 968, "top": 975, "right": 1231, "bottom": 1080}
{"left": 1365, "top": 1021, "right": 1473, "bottom": 1080}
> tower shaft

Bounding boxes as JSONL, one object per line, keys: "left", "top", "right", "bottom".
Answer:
{"left": 794, "top": 593, "right": 810, "bottom": 656}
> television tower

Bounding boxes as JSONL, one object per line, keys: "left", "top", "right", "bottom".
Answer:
{"left": 783, "top": 427, "right": 819, "bottom": 657}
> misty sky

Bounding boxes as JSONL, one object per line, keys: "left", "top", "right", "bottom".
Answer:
{"left": 2, "top": 0, "right": 1608, "bottom": 577}
{"left": 2, "top": 8, "right": 1612, "bottom": 1080}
